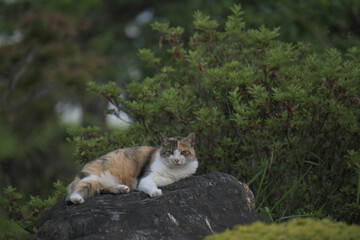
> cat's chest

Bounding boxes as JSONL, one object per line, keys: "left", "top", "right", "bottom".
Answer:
{"left": 149, "top": 160, "right": 198, "bottom": 187}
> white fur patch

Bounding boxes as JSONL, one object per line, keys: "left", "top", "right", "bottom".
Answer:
{"left": 81, "top": 174, "right": 98, "bottom": 182}
{"left": 137, "top": 152, "right": 198, "bottom": 197}
{"left": 70, "top": 193, "right": 84, "bottom": 204}
{"left": 150, "top": 188, "right": 162, "bottom": 197}
{"left": 99, "top": 170, "right": 119, "bottom": 187}
{"left": 137, "top": 176, "right": 160, "bottom": 197}
{"left": 172, "top": 149, "right": 183, "bottom": 159}
{"left": 152, "top": 152, "right": 198, "bottom": 186}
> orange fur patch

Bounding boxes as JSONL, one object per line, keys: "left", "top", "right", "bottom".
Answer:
{"left": 67, "top": 146, "right": 158, "bottom": 199}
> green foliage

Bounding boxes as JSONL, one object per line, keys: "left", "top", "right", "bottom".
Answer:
{"left": 67, "top": 126, "right": 119, "bottom": 163}
{"left": 67, "top": 125, "right": 157, "bottom": 163}
{"left": 0, "top": 182, "right": 66, "bottom": 238}
{"left": 206, "top": 218, "right": 360, "bottom": 240}
{"left": 1, "top": 0, "right": 360, "bottom": 237}
{"left": 0, "top": 0, "right": 106, "bottom": 196}
{"left": 137, "top": 49, "right": 162, "bottom": 68}
{"left": 0, "top": 215, "right": 29, "bottom": 240}
{"left": 243, "top": 0, "right": 360, "bottom": 52}
{"left": 86, "top": 5, "right": 360, "bottom": 223}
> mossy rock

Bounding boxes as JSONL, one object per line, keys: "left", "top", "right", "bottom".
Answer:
{"left": 206, "top": 218, "right": 360, "bottom": 240}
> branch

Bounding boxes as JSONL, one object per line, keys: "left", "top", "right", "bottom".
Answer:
{"left": 6, "top": 82, "right": 61, "bottom": 112}
{"left": 2, "top": 48, "right": 36, "bottom": 103}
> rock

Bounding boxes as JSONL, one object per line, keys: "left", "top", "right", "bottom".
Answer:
{"left": 36, "top": 172, "right": 264, "bottom": 240}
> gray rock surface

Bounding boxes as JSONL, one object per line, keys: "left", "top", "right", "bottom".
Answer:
{"left": 37, "top": 172, "right": 264, "bottom": 240}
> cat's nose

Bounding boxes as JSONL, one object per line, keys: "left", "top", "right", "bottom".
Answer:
{"left": 171, "top": 158, "right": 184, "bottom": 164}
{"left": 172, "top": 158, "right": 181, "bottom": 164}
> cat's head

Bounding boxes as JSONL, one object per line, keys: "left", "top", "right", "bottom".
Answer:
{"left": 159, "top": 133, "right": 197, "bottom": 167}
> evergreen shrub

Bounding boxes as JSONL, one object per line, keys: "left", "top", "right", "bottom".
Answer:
{"left": 81, "top": 5, "right": 360, "bottom": 223}
{"left": 205, "top": 218, "right": 360, "bottom": 240}
{"left": 3, "top": 6, "right": 359, "bottom": 237}
{"left": 0, "top": 182, "right": 66, "bottom": 239}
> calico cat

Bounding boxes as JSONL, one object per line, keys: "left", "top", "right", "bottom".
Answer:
{"left": 66, "top": 133, "right": 198, "bottom": 204}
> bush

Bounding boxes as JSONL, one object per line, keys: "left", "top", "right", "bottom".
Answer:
{"left": 83, "top": 5, "right": 360, "bottom": 223}
{"left": 205, "top": 218, "right": 360, "bottom": 240}
{"left": 3, "top": 4, "right": 359, "bottom": 237}
{"left": 243, "top": 0, "right": 360, "bottom": 52}
{"left": 0, "top": 182, "right": 66, "bottom": 239}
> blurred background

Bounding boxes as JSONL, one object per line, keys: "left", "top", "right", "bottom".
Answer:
{"left": 0, "top": 0, "right": 359, "bottom": 198}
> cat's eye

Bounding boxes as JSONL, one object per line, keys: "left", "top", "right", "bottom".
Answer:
{"left": 181, "top": 151, "right": 190, "bottom": 156}
{"left": 163, "top": 151, "right": 173, "bottom": 156}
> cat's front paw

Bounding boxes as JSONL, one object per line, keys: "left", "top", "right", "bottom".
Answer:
{"left": 150, "top": 188, "right": 162, "bottom": 197}
{"left": 70, "top": 193, "right": 84, "bottom": 204}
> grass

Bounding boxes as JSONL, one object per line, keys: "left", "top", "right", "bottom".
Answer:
{"left": 248, "top": 157, "right": 313, "bottom": 223}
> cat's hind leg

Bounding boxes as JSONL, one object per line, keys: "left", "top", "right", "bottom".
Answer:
{"left": 98, "top": 170, "right": 132, "bottom": 194}
{"left": 69, "top": 192, "right": 85, "bottom": 204}
{"left": 69, "top": 176, "right": 102, "bottom": 204}
{"left": 65, "top": 179, "right": 78, "bottom": 203}
{"left": 102, "top": 184, "right": 130, "bottom": 194}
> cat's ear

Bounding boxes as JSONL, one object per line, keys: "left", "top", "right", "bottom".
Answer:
{"left": 183, "top": 132, "right": 195, "bottom": 146}
{"left": 160, "top": 133, "right": 169, "bottom": 146}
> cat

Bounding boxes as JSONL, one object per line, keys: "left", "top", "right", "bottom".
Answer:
{"left": 66, "top": 132, "right": 198, "bottom": 204}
